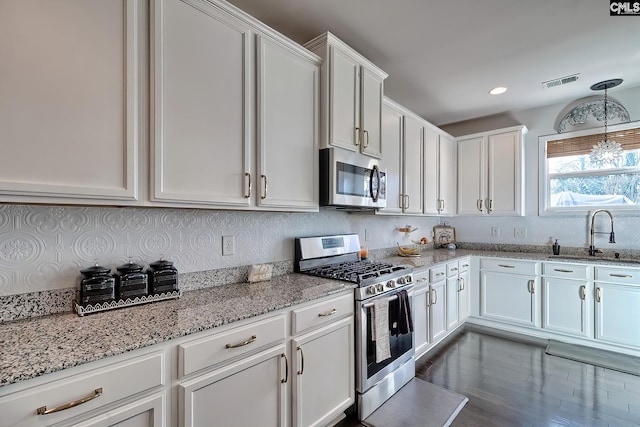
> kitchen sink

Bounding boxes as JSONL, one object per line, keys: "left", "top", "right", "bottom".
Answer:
{"left": 546, "top": 255, "right": 640, "bottom": 265}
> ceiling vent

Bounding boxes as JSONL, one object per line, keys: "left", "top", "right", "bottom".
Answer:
{"left": 542, "top": 74, "right": 580, "bottom": 89}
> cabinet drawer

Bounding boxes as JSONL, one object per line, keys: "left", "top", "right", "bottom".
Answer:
{"left": 595, "top": 266, "right": 640, "bottom": 284}
{"left": 481, "top": 258, "right": 538, "bottom": 275}
{"left": 430, "top": 265, "right": 447, "bottom": 282}
{"left": 413, "top": 267, "right": 430, "bottom": 289}
{"left": 543, "top": 262, "right": 590, "bottom": 280}
{"left": 179, "top": 315, "right": 286, "bottom": 377}
{"left": 446, "top": 262, "right": 460, "bottom": 277}
{"left": 458, "top": 258, "right": 471, "bottom": 273}
{"left": 292, "top": 293, "right": 353, "bottom": 334}
{"left": 0, "top": 351, "right": 164, "bottom": 427}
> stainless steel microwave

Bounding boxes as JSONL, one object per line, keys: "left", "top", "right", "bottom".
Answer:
{"left": 319, "top": 148, "right": 386, "bottom": 209}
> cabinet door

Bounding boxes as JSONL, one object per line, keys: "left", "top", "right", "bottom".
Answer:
{"left": 292, "top": 317, "right": 354, "bottom": 427}
{"left": 458, "top": 269, "right": 470, "bottom": 322}
{"left": 438, "top": 134, "right": 457, "bottom": 216}
{"left": 487, "top": 130, "right": 521, "bottom": 215}
{"left": 595, "top": 282, "right": 640, "bottom": 348}
{"left": 457, "top": 136, "right": 485, "bottom": 215}
{"left": 423, "top": 127, "right": 439, "bottom": 215}
{"left": 446, "top": 276, "right": 459, "bottom": 330}
{"left": 179, "top": 345, "right": 286, "bottom": 427}
{"left": 543, "top": 277, "right": 590, "bottom": 338}
{"left": 413, "top": 286, "right": 430, "bottom": 358}
{"left": 379, "top": 100, "right": 404, "bottom": 213}
{"left": 70, "top": 392, "right": 166, "bottom": 427}
{"left": 152, "top": 0, "right": 251, "bottom": 207}
{"left": 257, "top": 36, "right": 319, "bottom": 210}
{"left": 360, "top": 66, "right": 384, "bottom": 158}
{"left": 328, "top": 46, "right": 360, "bottom": 152}
{"left": 0, "top": 0, "right": 140, "bottom": 204}
{"left": 429, "top": 281, "right": 447, "bottom": 342}
{"left": 480, "top": 271, "right": 539, "bottom": 328}
{"left": 402, "top": 115, "right": 423, "bottom": 215}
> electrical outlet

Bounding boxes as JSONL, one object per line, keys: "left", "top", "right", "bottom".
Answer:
{"left": 514, "top": 227, "right": 527, "bottom": 239}
{"left": 222, "top": 235, "right": 234, "bottom": 256}
{"left": 491, "top": 227, "right": 500, "bottom": 238}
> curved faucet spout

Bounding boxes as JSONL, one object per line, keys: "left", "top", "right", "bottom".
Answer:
{"left": 589, "top": 209, "right": 615, "bottom": 256}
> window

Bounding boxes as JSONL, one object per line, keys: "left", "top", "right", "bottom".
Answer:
{"left": 540, "top": 122, "right": 640, "bottom": 214}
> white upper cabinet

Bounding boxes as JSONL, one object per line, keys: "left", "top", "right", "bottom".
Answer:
{"left": 424, "top": 127, "right": 457, "bottom": 216}
{"left": 256, "top": 36, "right": 319, "bottom": 210}
{"left": 402, "top": 114, "right": 424, "bottom": 215}
{"left": 305, "top": 32, "right": 387, "bottom": 158}
{"left": 0, "top": 0, "right": 142, "bottom": 205}
{"left": 457, "top": 126, "right": 526, "bottom": 216}
{"left": 151, "top": 0, "right": 320, "bottom": 211}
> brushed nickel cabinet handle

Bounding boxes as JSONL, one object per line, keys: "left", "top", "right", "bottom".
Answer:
{"left": 225, "top": 335, "right": 257, "bottom": 349}
{"left": 458, "top": 277, "right": 465, "bottom": 291}
{"left": 462, "top": 264, "right": 469, "bottom": 268}
{"left": 450, "top": 268, "right": 458, "bottom": 272}
{"left": 318, "top": 308, "right": 337, "bottom": 317}
{"left": 554, "top": 269, "right": 574, "bottom": 273}
{"left": 281, "top": 353, "right": 288, "bottom": 384}
{"left": 477, "top": 199, "right": 483, "bottom": 212}
{"left": 297, "top": 346, "right": 305, "bottom": 375}
{"left": 596, "top": 287, "right": 602, "bottom": 302}
{"left": 261, "top": 175, "right": 268, "bottom": 200}
{"left": 435, "top": 272, "right": 444, "bottom": 277}
{"left": 498, "top": 264, "right": 516, "bottom": 269}
{"left": 37, "top": 388, "right": 103, "bottom": 415}
{"left": 355, "top": 127, "right": 360, "bottom": 146}
{"left": 406, "top": 195, "right": 410, "bottom": 209}
{"left": 528, "top": 280, "right": 535, "bottom": 294}
{"left": 580, "top": 285, "right": 586, "bottom": 300}
{"left": 244, "top": 173, "right": 251, "bottom": 198}
{"left": 431, "top": 289, "right": 438, "bottom": 305}
{"left": 488, "top": 199, "right": 494, "bottom": 212}
{"left": 363, "top": 129, "right": 369, "bottom": 148}
{"left": 610, "top": 273, "right": 632, "bottom": 278}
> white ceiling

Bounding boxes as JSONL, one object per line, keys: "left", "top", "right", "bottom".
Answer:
{"left": 225, "top": 0, "right": 640, "bottom": 126}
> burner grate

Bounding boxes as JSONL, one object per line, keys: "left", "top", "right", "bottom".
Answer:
{"left": 304, "top": 261, "right": 408, "bottom": 284}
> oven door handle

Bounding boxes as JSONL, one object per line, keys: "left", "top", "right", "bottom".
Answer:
{"left": 362, "top": 287, "right": 413, "bottom": 308}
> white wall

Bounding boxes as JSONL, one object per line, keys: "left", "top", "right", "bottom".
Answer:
{"left": 442, "top": 85, "right": 640, "bottom": 251}
{"left": 0, "top": 204, "right": 439, "bottom": 296}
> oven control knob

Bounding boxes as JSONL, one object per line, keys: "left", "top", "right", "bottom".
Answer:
{"left": 404, "top": 275, "right": 413, "bottom": 283}
{"left": 387, "top": 280, "right": 396, "bottom": 288}
{"left": 376, "top": 283, "right": 384, "bottom": 292}
{"left": 367, "top": 286, "right": 377, "bottom": 295}
{"left": 397, "top": 276, "right": 406, "bottom": 285}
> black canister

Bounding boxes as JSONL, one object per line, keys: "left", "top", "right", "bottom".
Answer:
{"left": 78, "top": 264, "right": 116, "bottom": 305}
{"left": 147, "top": 259, "right": 179, "bottom": 295}
{"left": 115, "top": 262, "right": 149, "bottom": 300}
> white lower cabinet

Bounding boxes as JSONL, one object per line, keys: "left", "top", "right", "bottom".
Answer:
{"left": 292, "top": 317, "right": 355, "bottom": 427}
{"left": 457, "top": 261, "right": 471, "bottom": 322}
{"left": 594, "top": 266, "right": 640, "bottom": 349}
{"left": 179, "top": 345, "right": 287, "bottom": 427}
{"left": 0, "top": 350, "right": 166, "bottom": 427}
{"left": 542, "top": 262, "right": 592, "bottom": 339}
{"left": 413, "top": 282, "right": 431, "bottom": 358}
{"left": 429, "top": 279, "right": 448, "bottom": 344}
{"left": 479, "top": 259, "right": 540, "bottom": 328}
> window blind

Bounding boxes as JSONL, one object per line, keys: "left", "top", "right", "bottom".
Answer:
{"left": 547, "top": 127, "right": 640, "bottom": 158}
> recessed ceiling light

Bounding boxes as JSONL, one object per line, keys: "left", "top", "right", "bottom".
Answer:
{"left": 489, "top": 86, "right": 508, "bottom": 95}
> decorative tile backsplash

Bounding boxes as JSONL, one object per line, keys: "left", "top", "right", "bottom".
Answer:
{"left": 0, "top": 204, "right": 440, "bottom": 296}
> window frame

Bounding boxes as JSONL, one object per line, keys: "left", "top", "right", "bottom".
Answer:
{"left": 539, "top": 120, "right": 640, "bottom": 216}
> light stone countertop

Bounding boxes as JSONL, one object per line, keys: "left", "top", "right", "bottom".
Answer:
{"left": 0, "top": 273, "right": 354, "bottom": 388}
{"left": 2, "top": 247, "right": 638, "bottom": 389}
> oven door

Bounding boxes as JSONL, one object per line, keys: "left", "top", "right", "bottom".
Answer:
{"left": 356, "top": 285, "right": 414, "bottom": 393}
{"left": 320, "top": 148, "right": 387, "bottom": 208}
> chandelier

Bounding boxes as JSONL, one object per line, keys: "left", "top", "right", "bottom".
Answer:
{"left": 589, "top": 79, "right": 624, "bottom": 167}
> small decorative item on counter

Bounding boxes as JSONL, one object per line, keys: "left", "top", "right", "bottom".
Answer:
{"left": 360, "top": 246, "right": 369, "bottom": 260}
{"left": 397, "top": 225, "right": 418, "bottom": 234}
{"left": 552, "top": 239, "right": 561, "bottom": 255}
{"left": 115, "top": 261, "right": 149, "bottom": 300}
{"left": 78, "top": 264, "right": 116, "bottom": 305}
{"left": 433, "top": 226, "right": 456, "bottom": 248}
{"left": 147, "top": 259, "right": 179, "bottom": 294}
{"left": 248, "top": 263, "right": 273, "bottom": 283}
{"left": 397, "top": 243, "right": 420, "bottom": 257}
{"left": 447, "top": 243, "right": 457, "bottom": 250}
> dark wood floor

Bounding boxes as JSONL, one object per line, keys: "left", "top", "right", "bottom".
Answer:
{"left": 339, "top": 330, "right": 640, "bottom": 426}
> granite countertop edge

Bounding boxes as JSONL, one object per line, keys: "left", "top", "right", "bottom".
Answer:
{"left": 2, "top": 247, "right": 637, "bottom": 389}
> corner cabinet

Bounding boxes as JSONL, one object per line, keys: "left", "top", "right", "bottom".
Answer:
{"left": 457, "top": 126, "right": 526, "bottom": 216}
{"left": 151, "top": 0, "right": 320, "bottom": 211}
{"left": 305, "top": 32, "right": 387, "bottom": 158}
{"left": 0, "top": 0, "right": 142, "bottom": 205}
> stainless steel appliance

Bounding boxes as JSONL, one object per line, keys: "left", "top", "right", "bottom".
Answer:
{"left": 319, "top": 148, "right": 387, "bottom": 209}
{"left": 295, "top": 234, "right": 415, "bottom": 420}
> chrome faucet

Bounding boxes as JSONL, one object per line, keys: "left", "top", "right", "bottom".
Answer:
{"left": 589, "top": 209, "right": 615, "bottom": 256}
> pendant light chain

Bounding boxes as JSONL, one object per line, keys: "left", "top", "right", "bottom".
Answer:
{"left": 603, "top": 85, "right": 609, "bottom": 143}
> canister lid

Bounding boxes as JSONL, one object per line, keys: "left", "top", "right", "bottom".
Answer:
{"left": 149, "top": 259, "right": 174, "bottom": 270}
{"left": 80, "top": 264, "right": 111, "bottom": 276}
{"left": 116, "top": 262, "right": 145, "bottom": 273}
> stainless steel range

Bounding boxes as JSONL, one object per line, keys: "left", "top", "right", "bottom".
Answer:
{"left": 295, "top": 234, "right": 415, "bottom": 420}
